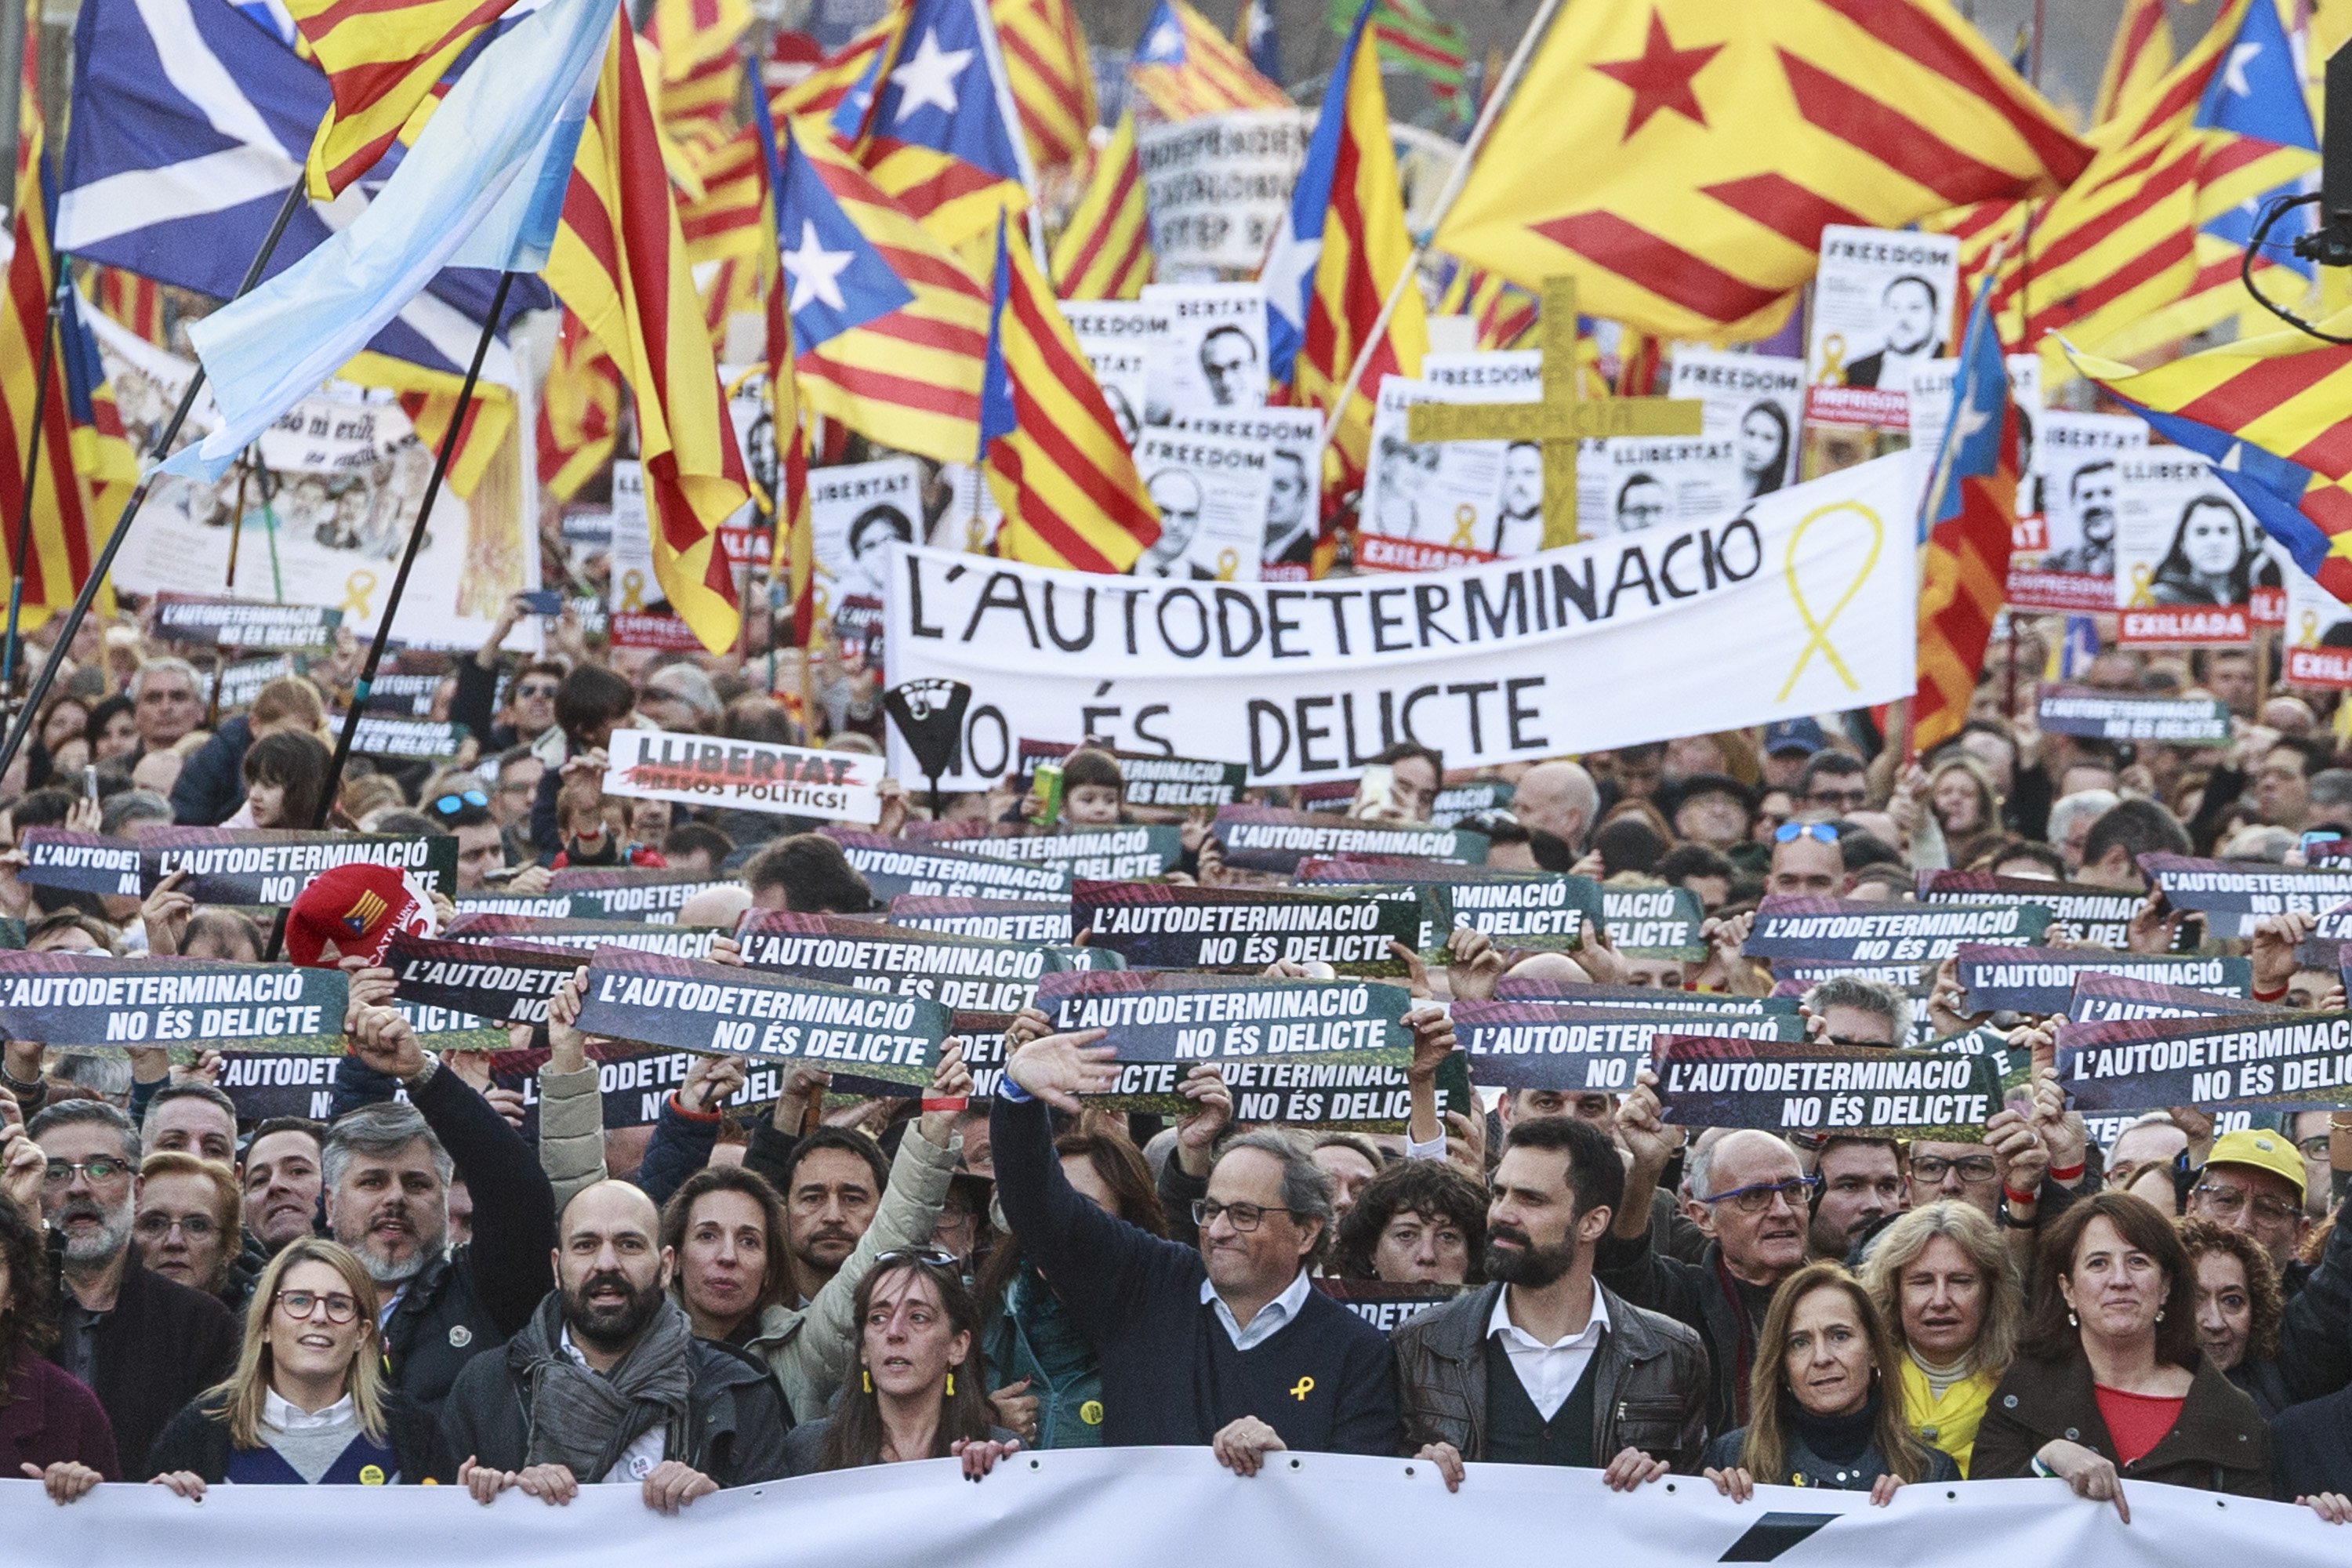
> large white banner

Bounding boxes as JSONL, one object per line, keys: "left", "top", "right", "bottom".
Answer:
{"left": 886, "top": 456, "right": 1921, "bottom": 788}
{"left": 5, "top": 1450, "right": 2342, "bottom": 1568}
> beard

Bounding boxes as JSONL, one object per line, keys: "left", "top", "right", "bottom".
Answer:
{"left": 1484, "top": 1225, "right": 1579, "bottom": 1288}
{"left": 54, "top": 1196, "right": 132, "bottom": 1266}
{"left": 565, "top": 1269, "right": 667, "bottom": 1352}
{"left": 336, "top": 1204, "right": 447, "bottom": 1287}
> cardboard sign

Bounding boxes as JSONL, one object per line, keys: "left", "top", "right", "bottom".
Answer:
{"left": 350, "top": 717, "right": 461, "bottom": 760}
{"left": 825, "top": 829, "right": 1073, "bottom": 900}
{"left": 387, "top": 933, "right": 580, "bottom": 1026}
{"left": 1956, "top": 945, "right": 2252, "bottom": 1015}
{"left": 1015, "top": 740, "right": 1248, "bottom": 810}
{"left": 153, "top": 593, "right": 341, "bottom": 650}
{"left": 594, "top": 1047, "right": 792, "bottom": 1129}
{"left": 1488, "top": 979, "right": 1799, "bottom": 1015}
{"left": 576, "top": 946, "right": 952, "bottom": 1088}
{"left": 441, "top": 913, "right": 727, "bottom": 960}
{"left": 2140, "top": 853, "right": 2352, "bottom": 939}
{"left": 1744, "top": 896, "right": 2053, "bottom": 963}
{"left": 2056, "top": 1011, "right": 2352, "bottom": 1113}
{"left": 1454, "top": 1001, "right": 1801, "bottom": 1095}
{"left": 0, "top": 954, "right": 348, "bottom": 1052}
{"left": 1031, "top": 967, "right": 1410, "bottom": 1114}
{"left": 452, "top": 891, "right": 621, "bottom": 921}
{"left": 900, "top": 822, "right": 1184, "bottom": 879}
{"left": 1654, "top": 1034, "right": 2000, "bottom": 1140}
{"left": 887, "top": 896, "right": 1075, "bottom": 945}
{"left": 543, "top": 869, "right": 739, "bottom": 924}
{"left": 1803, "top": 225, "right": 1957, "bottom": 430}
{"left": 1296, "top": 857, "right": 1601, "bottom": 956}
{"left": 2065, "top": 972, "right": 2286, "bottom": 1025}
{"left": 2034, "top": 685, "right": 2231, "bottom": 746}
{"left": 1601, "top": 885, "right": 1708, "bottom": 957}
{"left": 1212, "top": 805, "right": 1488, "bottom": 874}
{"left": 24, "top": 826, "right": 459, "bottom": 903}
{"left": 1073, "top": 880, "right": 1418, "bottom": 975}
{"left": 1919, "top": 870, "right": 2142, "bottom": 948}
{"left": 1427, "top": 779, "right": 1515, "bottom": 828}
{"left": 735, "top": 910, "right": 1099, "bottom": 1013}
{"left": 603, "top": 728, "right": 884, "bottom": 824}
{"left": 1314, "top": 1279, "right": 1465, "bottom": 1334}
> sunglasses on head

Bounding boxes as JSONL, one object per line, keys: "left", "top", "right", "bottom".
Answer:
{"left": 1773, "top": 822, "right": 1840, "bottom": 845}
{"left": 431, "top": 789, "right": 489, "bottom": 815}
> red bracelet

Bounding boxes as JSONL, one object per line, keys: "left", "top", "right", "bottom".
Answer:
{"left": 2049, "top": 1160, "right": 2085, "bottom": 1183}
{"left": 668, "top": 1093, "right": 723, "bottom": 1123}
{"left": 2251, "top": 982, "right": 2289, "bottom": 1003}
{"left": 2003, "top": 1184, "right": 2040, "bottom": 1207}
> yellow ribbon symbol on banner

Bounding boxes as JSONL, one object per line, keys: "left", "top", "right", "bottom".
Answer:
{"left": 619, "top": 570, "right": 646, "bottom": 612}
{"left": 1818, "top": 334, "right": 1847, "bottom": 387}
{"left": 2302, "top": 610, "right": 2322, "bottom": 649}
{"left": 1775, "top": 500, "right": 1885, "bottom": 702}
{"left": 2125, "top": 564, "right": 2155, "bottom": 608}
{"left": 340, "top": 570, "right": 377, "bottom": 621}
{"left": 1214, "top": 549, "right": 1239, "bottom": 581}
{"left": 1449, "top": 505, "right": 1477, "bottom": 550}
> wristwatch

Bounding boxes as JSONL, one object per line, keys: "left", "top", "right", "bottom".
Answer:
{"left": 401, "top": 1052, "right": 441, "bottom": 1094}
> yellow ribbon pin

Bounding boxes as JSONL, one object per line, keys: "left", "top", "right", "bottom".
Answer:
{"left": 2301, "top": 609, "right": 2322, "bottom": 649}
{"left": 1214, "top": 548, "right": 1240, "bottom": 581}
{"left": 1289, "top": 1377, "right": 1316, "bottom": 1402}
{"left": 2126, "top": 564, "right": 2155, "bottom": 608}
{"left": 619, "top": 569, "right": 647, "bottom": 612}
{"left": 1818, "top": 334, "right": 1847, "bottom": 387}
{"left": 966, "top": 513, "right": 987, "bottom": 551}
{"left": 1449, "top": 504, "right": 1477, "bottom": 550}
{"left": 1775, "top": 500, "right": 1884, "bottom": 702}
{"left": 340, "top": 570, "right": 377, "bottom": 621}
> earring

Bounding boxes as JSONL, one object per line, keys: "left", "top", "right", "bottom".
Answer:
{"left": 946, "top": 1372, "right": 956, "bottom": 1396}
{"left": 2155, "top": 1310, "right": 2164, "bottom": 1323}
{"left": 862, "top": 1370, "right": 873, "bottom": 1393}
{"left": 2067, "top": 1310, "right": 2078, "bottom": 1327}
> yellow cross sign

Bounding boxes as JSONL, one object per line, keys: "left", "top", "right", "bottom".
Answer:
{"left": 1405, "top": 277, "right": 1705, "bottom": 550}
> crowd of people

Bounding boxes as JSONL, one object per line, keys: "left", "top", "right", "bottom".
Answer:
{"left": 0, "top": 608, "right": 2347, "bottom": 1538}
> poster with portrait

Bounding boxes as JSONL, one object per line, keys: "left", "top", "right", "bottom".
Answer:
{"left": 1900, "top": 354, "right": 2042, "bottom": 526}
{"left": 930, "top": 464, "right": 1004, "bottom": 555}
{"left": 811, "top": 457, "right": 924, "bottom": 615}
{"left": 1062, "top": 300, "right": 1167, "bottom": 451}
{"left": 1140, "top": 283, "right": 1269, "bottom": 423}
{"left": 1131, "top": 428, "right": 1269, "bottom": 580}
{"left": 1356, "top": 352, "right": 1537, "bottom": 572}
{"left": 2285, "top": 557, "right": 2352, "bottom": 689}
{"left": 2114, "top": 452, "right": 2262, "bottom": 645}
{"left": 1804, "top": 225, "right": 1959, "bottom": 430}
{"left": 1171, "top": 408, "right": 1322, "bottom": 581}
{"left": 1573, "top": 437, "right": 1741, "bottom": 537}
{"left": 717, "top": 368, "right": 775, "bottom": 572}
{"left": 2009, "top": 410, "right": 2145, "bottom": 613}
{"left": 606, "top": 462, "right": 701, "bottom": 652}
{"left": 1668, "top": 347, "right": 1803, "bottom": 501}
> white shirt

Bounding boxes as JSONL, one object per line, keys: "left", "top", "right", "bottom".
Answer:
{"left": 559, "top": 1327, "right": 668, "bottom": 1483}
{"left": 1202, "top": 1269, "right": 1313, "bottom": 1352}
{"left": 262, "top": 1389, "right": 354, "bottom": 1432}
{"left": 1488, "top": 1286, "right": 1610, "bottom": 1421}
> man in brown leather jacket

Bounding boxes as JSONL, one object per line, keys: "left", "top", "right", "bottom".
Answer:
{"left": 1393, "top": 1116, "right": 1710, "bottom": 1488}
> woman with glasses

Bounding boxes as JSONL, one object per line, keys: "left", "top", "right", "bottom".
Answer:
{"left": 146, "top": 1238, "right": 455, "bottom": 1494}
{"left": 783, "top": 1250, "right": 1019, "bottom": 1479}
{"left": 132, "top": 1153, "right": 242, "bottom": 1305}
{"left": 2177, "top": 1220, "right": 2291, "bottom": 1418}
{"left": 1857, "top": 1203, "right": 2021, "bottom": 1475}
{"left": 1702, "top": 1262, "right": 1958, "bottom": 1503}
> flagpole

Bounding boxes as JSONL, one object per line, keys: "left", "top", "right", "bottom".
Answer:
{"left": 307, "top": 268, "right": 517, "bottom": 833}
{"left": 1312, "top": 0, "right": 1570, "bottom": 453}
{"left": 0, "top": 176, "right": 310, "bottom": 785}
{"left": 0, "top": 262, "right": 72, "bottom": 702}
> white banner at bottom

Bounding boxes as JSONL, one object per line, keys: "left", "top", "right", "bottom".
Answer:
{"left": 4, "top": 1446, "right": 2339, "bottom": 1568}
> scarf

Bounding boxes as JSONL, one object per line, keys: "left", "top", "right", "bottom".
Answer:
{"left": 1786, "top": 1389, "right": 1881, "bottom": 1466}
{"left": 513, "top": 1293, "right": 696, "bottom": 1481}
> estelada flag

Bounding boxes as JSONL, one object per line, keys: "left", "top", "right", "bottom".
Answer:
{"left": 1436, "top": 0, "right": 2089, "bottom": 342}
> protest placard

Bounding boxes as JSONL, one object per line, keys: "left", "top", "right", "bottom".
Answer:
{"left": 1455, "top": 1001, "right": 1802, "bottom": 1095}
{"left": 1575, "top": 435, "right": 1741, "bottom": 539}
{"left": 152, "top": 593, "right": 342, "bottom": 651}
{"left": 1655, "top": 1034, "right": 2001, "bottom": 1139}
{"left": 603, "top": 728, "right": 884, "bottom": 824}
{"left": 2034, "top": 684, "right": 2232, "bottom": 745}
{"left": 887, "top": 897, "right": 1075, "bottom": 945}
{"left": 0, "top": 953, "right": 348, "bottom": 1052}
{"left": 607, "top": 463, "right": 702, "bottom": 652}
{"left": 595, "top": 1047, "right": 789, "bottom": 1130}
{"left": 1803, "top": 226, "right": 1958, "bottom": 430}
{"left": 1214, "top": 806, "right": 1488, "bottom": 873}
{"left": 1314, "top": 1279, "right": 1468, "bottom": 1333}
{"left": 824, "top": 829, "right": 1073, "bottom": 899}
{"left": 734, "top": 911, "right": 1097, "bottom": 1014}
{"left": 1073, "top": 880, "right": 1418, "bottom": 975}
{"left": 214, "top": 654, "right": 298, "bottom": 713}
{"left": 1296, "top": 857, "right": 1602, "bottom": 954}
{"left": 1032, "top": 967, "right": 1410, "bottom": 1116}
{"left": 350, "top": 716, "right": 462, "bottom": 760}
{"left": 2285, "top": 557, "right": 2352, "bottom": 688}
{"left": 1171, "top": 407, "right": 1323, "bottom": 579}
{"left": 1064, "top": 300, "right": 1163, "bottom": 450}
{"left": 543, "top": 869, "right": 740, "bottom": 924}
{"left": 2065, "top": 971, "right": 2287, "bottom": 1025}
{"left": 2055, "top": 1011, "right": 2352, "bottom": 1112}
{"left": 1140, "top": 281, "right": 1275, "bottom": 418}
{"left": 811, "top": 456, "right": 923, "bottom": 608}
{"left": 1131, "top": 426, "right": 1271, "bottom": 582}
{"left": 1427, "top": 779, "right": 1515, "bottom": 827}
{"left": 387, "top": 933, "right": 581, "bottom": 1026}
{"left": 20, "top": 826, "right": 462, "bottom": 903}
{"left": 1668, "top": 346, "right": 1803, "bottom": 501}
{"left": 391, "top": 997, "right": 509, "bottom": 1054}
{"left": 1956, "top": 945, "right": 2252, "bottom": 1015}
{"left": 1918, "top": 870, "right": 2143, "bottom": 948}
{"left": 576, "top": 947, "right": 951, "bottom": 1088}
{"left": 2115, "top": 451, "right": 2263, "bottom": 645}
{"left": 2009, "top": 410, "right": 2143, "bottom": 612}
{"left": 1013, "top": 739, "right": 1249, "bottom": 811}
{"left": 1490, "top": 978, "right": 1800, "bottom": 1014}
{"left": 1601, "top": 884, "right": 1708, "bottom": 956}
{"left": 452, "top": 891, "right": 617, "bottom": 921}
{"left": 1358, "top": 355, "right": 1534, "bottom": 572}
{"left": 2140, "top": 853, "right": 2352, "bottom": 938}
{"left": 1137, "top": 117, "right": 1308, "bottom": 278}
{"left": 899, "top": 822, "right": 1183, "bottom": 879}
{"left": 1744, "top": 895, "right": 2053, "bottom": 963}
{"left": 441, "top": 913, "right": 727, "bottom": 960}
{"left": 216, "top": 1051, "right": 354, "bottom": 1121}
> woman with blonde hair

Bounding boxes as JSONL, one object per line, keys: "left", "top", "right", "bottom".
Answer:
{"left": 1859, "top": 1200, "right": 2023, "bottom": 1475}
{"left": 145, "top": 1238, "right": 454, "bottom": 1493}
{"left": 1704, "top": 1261, "right": 1958, "bottom": 1504}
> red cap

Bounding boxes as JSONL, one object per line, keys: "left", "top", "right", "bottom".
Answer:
{"left": 285, "top": 861, "right": 436, "bottom": 967}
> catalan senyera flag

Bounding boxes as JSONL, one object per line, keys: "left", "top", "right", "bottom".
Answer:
{"left": 1434, "top": 263, "right": 1544, "bottom": 354}
{"left": 1276, "top": 0, "right": 1427, "bottom": 497}
{"left": 750, "top": 84, "right": 815, "bottom": 648}
{"left": 1128, "top": 0, "right": 1288, "bottom": 122}
{"left": 1347, "top": 0, "right": 1471, "bottom": 123}
{"left": 647, "top": 0, "right": 751, "bottom": 83}
{"left": 994, "top": 0, "right": 1095, "bottom": 173}
{"left": 1912, "top": 270, "right": 2016, "bottom": 755}
{"left": 547, "top": 13, "right": 748, "bottom": 654}
{"left": 772, "top": 13, "right": 897, "bottom": 121}
{"left": 89, "top": 266, "right": 166, "bottom": 350}
{"left": 339, "top": 350, "right": 517, "bottom": 499}
{"left": 1436, "top": 0, "right": 2090, "bottom": 342}
{"left": 1049, "top": 110, "right": 1151, "bottom": 299}
{"left": 2093, "top": 0, "right": 2174, "bottom": 125}
{"left": 773, "top": 119, "right": 990, "bottom": 466}
{"left": 679, "top": 126, "right": 771, "bottom": 346}
{"left": 286, "top": 0, "right": 533, "bottom": 196}
{"left": 978, "top": 212, "right": 1159, "bottom": 572}
{"left": 2071, "top": 321, "right": 2352, "bottom": 608}
{"left": 535, "top": 305, "right": 621, "bottom": 499}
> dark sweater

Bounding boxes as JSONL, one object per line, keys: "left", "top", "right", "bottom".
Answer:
{"left": 989, "top": 1093, "right": 1400, "bottom": 1454}
{"left": 45, "top": 1252, "right": 238, "bottom": 1479}
{"left": 147, "top": 1388, "right": 457, "bottom": 1485}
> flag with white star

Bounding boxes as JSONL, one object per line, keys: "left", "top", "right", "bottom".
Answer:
{"left": 1913, "top": 270, "right": 2018, "bottom": 753}
{"left": 1127, "top": 0, "right": 1287, "bottom": 122}
{"left": 836, "top": 0, "right": 1033, "bottom": 249}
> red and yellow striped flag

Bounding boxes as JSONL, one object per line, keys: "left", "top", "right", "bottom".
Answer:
{"left": 1049, "top": 110, "right": 1150, "bottom": 299}
{"left": 1128, "top": 0, "right": 1289, "bottom": 122}
{"left": 89, "top": 267, "right": 167, "bottom": 350}
{"left": 979, "top": 213, "right": 1160, "bottom": 572}
{"left": 536, "top": 306, "right": 621, "bottom": 500}
{"left": 770, "top": 11, "right": 897, "bottom": 122}
{"left": 548, "top": 14, "right": 749, "bottom": 654}
{"left": 285, "top": 0, "right": 533, "bottom": 196}
{"left": 2093, "top": 0, "right": 2174, "bottom": 125}
{"left": 994, "top": 0, "right": 1096, "bottom": 172}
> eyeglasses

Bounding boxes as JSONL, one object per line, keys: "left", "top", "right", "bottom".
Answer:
{"left": 1910, "top": 1153, "right": 1999, "bottom": 1185}
{"left": 133, "top": 1212, "right": 219, "bottom": 1241}
{"left": 1806, "top": 786, "right": 1869, "bottom": 810}
{"left": 872, "top": 1247, "right": 962, "bottom": 1271}
{"left": 1774, "top": 822, "right": 1841, "bottom": 845}
{"left": 430, "top": 789, "right": 489, "bottom": 815}
{"left": 2192, "top": 1181, "right": 2303, "bottom": 1228}
{"left": 1193, "top": 1200, "right": 1300, "bottom": 1232}
{"left": 2296, "top": 1135, "right": 2333, "bottom": 1162}
{"left": 274, "top": 1289, "right": 361, "bottom": 1324}
{"left": 1700, "top": 1176, "right": 1817, "bottom": 1214}
{"left": 516, "top": 683, "right": 560, "bottom": 700}
{"left": 43, "top": 1156, "right": 131, "bottom": 1186}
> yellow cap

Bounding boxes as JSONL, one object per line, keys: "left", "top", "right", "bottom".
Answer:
{"left": 2205, "top": 1128, "right": 2306, "bottom": 1201}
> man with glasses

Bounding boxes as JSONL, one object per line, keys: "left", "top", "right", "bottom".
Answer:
{"left": 991, "top": 1029, "right": 1400, "bottom": 1472}
{"left": 1601, "top": 1079, "right": 1813, "bottom": 1432}
{"left": 1797, "top": 752, "right": 1870, "bottom": 817}
{"left": 27, "top": 1099, "right": 236, "bottom": 1478}
{"left": 454, "top": 595, "right": 565, "bottom": 752}
{"left": 2190, "top": 1129, "right": 2312, "bottom": 1287}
